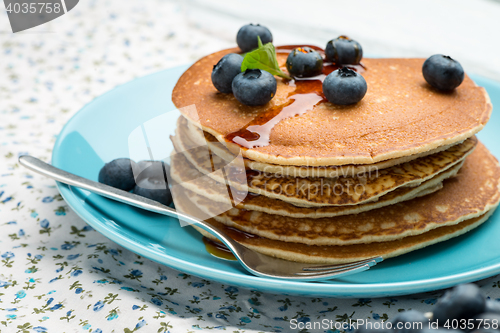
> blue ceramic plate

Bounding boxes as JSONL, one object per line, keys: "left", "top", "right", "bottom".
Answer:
{"left": 52, "top": 65, "right": 500, "bottom": 298}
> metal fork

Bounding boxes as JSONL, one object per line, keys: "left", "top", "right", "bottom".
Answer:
{"left": 19, "top": 155, "right": 382, "bottom": 281}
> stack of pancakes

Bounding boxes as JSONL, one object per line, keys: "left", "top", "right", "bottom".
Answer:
{"left": 169, "top": 48, "right": 500, "bottom": 264}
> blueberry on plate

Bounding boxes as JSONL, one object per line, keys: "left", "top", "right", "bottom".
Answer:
{"left": 286, "top": 47, "right": 323, "bottom": 78}
{"left": 133, "top": 160, "right": 172, "bottom": 206}
{"left": 433, "top": 283, "right": 486, "bottom": 324}
{"left": 211, "top": 53, "right": 243, "bottom": 93}
{"left": 325, "top": 36, "right": 363, "bottom": 65}
{"left": 422, "top": 54, "right": 464, "bottom": 91}
{"left": 232, "top": 69, "right": 277, "bottom": 106}
{"left": 391, "top": 310, "right": 429, "bottom": 333}
{"left": 236, "top": 23, "right": 273, "bottom": 52}
{"left": 98, "top": 158, "right": 137, "bottom": 191}
{"left": 322, "top": 67, "right": 367, "bottom": 105}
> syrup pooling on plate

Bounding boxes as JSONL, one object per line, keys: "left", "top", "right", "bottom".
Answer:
{"left": 203, "top": 224, "right": 261, "bottom": 260}
{"left": 225, "top": 45, "right": 365, "bottom": 149}
{"left": 203, "top": 237, "right": 236, "bottom": 261}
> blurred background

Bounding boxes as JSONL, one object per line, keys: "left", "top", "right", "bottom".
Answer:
{"left": 3, "top": 0, "right": 499, "bottom": 149}
{"left": 2, "top": 0, "right": 500, "bottom": 95}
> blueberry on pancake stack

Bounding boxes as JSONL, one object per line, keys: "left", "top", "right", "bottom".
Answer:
{"left": 169, "top": 24, "right": 498, "bottom": 264}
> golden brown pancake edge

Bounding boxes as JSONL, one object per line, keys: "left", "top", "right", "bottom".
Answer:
{"left": 172, "top": 48, "right": 492, "bottom": 167}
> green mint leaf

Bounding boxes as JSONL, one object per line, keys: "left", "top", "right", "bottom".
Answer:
{"left": 241, "top": 36, "right": 292, "bottom": 80}
{"left": 257, "top": 36, "right": 264, "bottom": 48}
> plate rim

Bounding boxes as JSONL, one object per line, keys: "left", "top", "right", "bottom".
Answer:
{"left": 52, "top": 65, "right": 500, "bottom": 297}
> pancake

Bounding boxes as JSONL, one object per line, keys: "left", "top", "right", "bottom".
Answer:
{"left": 169, "top": 146, "right": 461, "bottom": 218}
{"left": 174, "top": 143, "right": 500, "bottom": 246}
{"left": 172, "top": 48, "right": 491, "bottom": 166}
{"left": 171, "top": 128, "right": 477, "bottom": 207}
{"left": 192, "top": 210, "right": 493, "bottom": 264}
{"left": 183, "top": 116, "right": 460, "bottom": 178}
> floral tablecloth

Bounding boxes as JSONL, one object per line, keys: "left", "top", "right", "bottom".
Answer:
{"left": 2, "top": 1, "right": 500, "bottom": 332}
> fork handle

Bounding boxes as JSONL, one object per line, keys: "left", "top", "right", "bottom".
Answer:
{"left": 18, "top": 155, "right": 239, "bottom": 253}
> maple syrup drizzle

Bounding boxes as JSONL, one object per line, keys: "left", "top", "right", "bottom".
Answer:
{"left": 203, "top": 237, "right": 236, "bottom": 261}
{"left": 202, "top": 225, "right": 260, "bottom": 261}
{"left": 225, "top": 45, "right": 365, "bottom": 149}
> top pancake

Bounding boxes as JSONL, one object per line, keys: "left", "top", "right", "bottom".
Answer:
{"left": 172, "top": 48, "right": 491, "bottom": 166}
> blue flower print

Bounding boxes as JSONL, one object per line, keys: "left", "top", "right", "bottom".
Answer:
{"left": 130, "top": 269, "right": 142, "bottom": 276}
{"left": 136, "top": 319, "right": 146, "bottom": 329}
{"left": 1, "top": 251, "right": 14, "bottom": 258}
{"left": 93, "top": 301, "right": 104, "bottom": 312}
{"left": 224, "top": 286, "right": 238, "bottom": 293}
{"left": 55, "top": 208, "right": 66, "bottom": 216}
{"left": 15, "top": 290, "right": 26, "bottom": 299}
{"left": 151, "top": 298, "right": 163, "bottom": 306}
{"left": 107, "top": 312, "right": 118, "bottom": 320}
{"left": 42, "top": 196, "right": 53, "bottom": 203}
{"left": 61, "top": 243, "right": 74, "bottom": 250}
{"left": 71, "top": 269, "right": 82, "bottom": 277}
{"left": 40, "top": 219, "right": 49, "bottom": 228}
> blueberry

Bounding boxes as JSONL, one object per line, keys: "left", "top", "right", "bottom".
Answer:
{"left": 485, "top": 300, "right": 500, "bottom": 314}
{"left": 232, "top": 69, "right": 277, "bottom": 106}
{"left": 422, "top": 54, "right": 464, "bottom": 91}
{"left": 98, "top": 158, "right": 137, "bottom": 191}
{"left": 433, "top": 283, "right": 486, "bottom": 324}
{"left": 286, "top": 47, "right": 323, "bottom": 78}
{"left": 322, "top": 67, "right": 367, "bottom": 105}
{"left": 211, "top": 53, "right": 243, "bottom": 93}
{"left": 391, "top": 310, "right": 429, "bottom": 333}
{"left": 133, "top": 160, "right": 172, "bottom": 206}
{"left": 236, "top": 23, "right": 273, "bottom": 52}
{"left": 325, "top": 36, "right": 363, "bottom": 65}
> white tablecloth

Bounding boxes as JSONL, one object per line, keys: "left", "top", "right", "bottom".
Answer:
{"left": 1, "top": 1, "right": 500, "bottom": 332}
